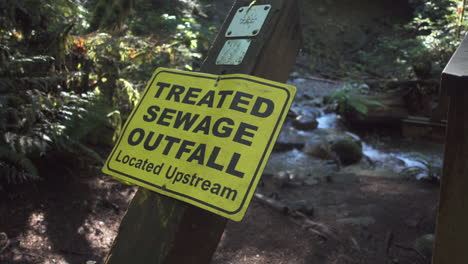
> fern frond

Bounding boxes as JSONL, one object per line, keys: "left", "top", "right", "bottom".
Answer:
{"left": 0, "top": 146, "right": 40, "bottom": 183}
{"left": 68, "top": 138, "right": 104, "bottom": 164}
{"left": 364, "top": 99, "right": 386, "bottom": 108}
{"left": 347, "top": 100, "right": 368, "bottom": 114}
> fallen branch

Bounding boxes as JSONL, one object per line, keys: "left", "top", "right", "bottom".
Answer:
{"left": 254, "top": 192, "right": 335, "bottom": 240}
{"left": 253, "top": 192, "right": 289, "bottom": 215}
{"left": 290, "top": 210, "right": 336, "bottom": 240}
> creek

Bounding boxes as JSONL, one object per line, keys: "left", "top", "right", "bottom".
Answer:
{"left": 264, "top": 77, "right": 444, "bottom": 182}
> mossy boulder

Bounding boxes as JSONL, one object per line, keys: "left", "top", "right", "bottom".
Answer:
{"left": 329, "top": 135, "right": 363, "bottom": 165}
{"left": 303, "top": 130, "right": 363, "bottom": 165}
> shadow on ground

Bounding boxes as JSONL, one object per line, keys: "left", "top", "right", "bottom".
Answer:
{"left": 0, "top": 153, "right": 136, "bottom": 264}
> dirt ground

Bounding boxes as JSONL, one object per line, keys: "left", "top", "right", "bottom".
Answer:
{"left": 213, "top": 174, "right": 438, "bottom": 264}
{"left": 0, "top": 162, "right": 438, "bottom": 264}
{"left": 0, "top": 166, "right": 136, "bottom": 264}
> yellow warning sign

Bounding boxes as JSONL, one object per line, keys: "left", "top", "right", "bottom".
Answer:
{"left": 102, "top": 68, "right": 296, "bottom": 221}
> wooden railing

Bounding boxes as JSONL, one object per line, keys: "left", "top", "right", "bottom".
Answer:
{"left": 433, "top": 35, "right": 468, "bottom": 264}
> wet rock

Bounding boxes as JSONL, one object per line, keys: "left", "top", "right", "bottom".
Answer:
{"left": 302, "top": 105, "right": 322, "bottom": 119}
{"left": 265, "top": 149, "right": 337, "bottom": 182}
{"left": 330, "top": 136, "right": 363, "bottom": 165}
{"left": 303, "top": 130, "right": 363, "bottom": 165}
{"left": 373, "top": 156, "right": 405, "bottom": 170}
{"left": 274, "top": 127, "right": 311, "bottom": 151}
{"left": 287, "top": 109, "right": 298, "bottom": 119}
{"left": 337, "top": 216, "right": 376, "bottom": 228}
{"left": 291, "top": 105, "right": 322, "bottom": 119}
{"left": 274, "top": 142, "right": 304, "bottom": 152}
{"left": 414, "top": 234, "right": 434, "bottom": 259}
{"left": 308, "top": 98, "right": 324, "bottom": 107}
{"left": 292, "top": 116, "right": 318, "bottom": 130}
{"left": 273, "top": 171, "right": 303, "bottom": 188}
{"left": 303, "top": 141, "right": 333, "bottom": 160}
{"left": 273, "top": 171, "right": 290, "bottom": 187}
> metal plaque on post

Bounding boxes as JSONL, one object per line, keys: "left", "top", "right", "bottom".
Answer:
{"left": 216, "top": 39, "right": 252, "bottom": 65}
{"left": 225, "top": 5, "right": 271, "bottom": 38}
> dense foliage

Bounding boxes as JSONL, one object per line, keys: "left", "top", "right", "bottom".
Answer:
{"left": 1, "top": 0, "right": 466, "bottom": 187}
{"left": 326, "top": 0, "right": 468, "bottom": 117}
{"left": 0, "top": 0, "right": 217, "bottom": 187}
{"left": 360, "top": 0, "right": 468, "bottom": 79}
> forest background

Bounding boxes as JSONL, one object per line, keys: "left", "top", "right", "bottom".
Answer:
{"left": 0, "top": 0, "right": 466, "bottom": 191}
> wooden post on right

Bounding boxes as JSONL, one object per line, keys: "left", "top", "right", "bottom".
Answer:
{"left": 432, "top": 35, "right": 468, "bottom": 264}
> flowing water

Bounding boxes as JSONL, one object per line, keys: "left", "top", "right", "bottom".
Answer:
{"left": 267, "top": 77, "right": 444, "bottom": 181}
{"left": 316, "top": 111, "right": 443, "bottom": 179}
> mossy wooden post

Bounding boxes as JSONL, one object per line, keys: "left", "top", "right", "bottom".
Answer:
{"left": 104, "top": 1, "right": 302, "bottom": 263}
{"left": 433, "top": 35, "right": 468, "bottom": 264}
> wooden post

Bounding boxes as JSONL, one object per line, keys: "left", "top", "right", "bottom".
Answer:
{"left": 104, "top": 1, "right": 302, "bottom": 263}
{"left": 432, "top": 35, "right": 468, "bottom": 264}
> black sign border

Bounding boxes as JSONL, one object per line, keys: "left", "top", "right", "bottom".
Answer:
{"left": 106, "top": 68, "right": 292, "bottom": 215}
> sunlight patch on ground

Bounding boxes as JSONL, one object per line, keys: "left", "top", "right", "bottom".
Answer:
{"left": 29, "top": 212, "right": 47, "bottom": 234}
{"left": 78, "top": 216, "right": 117, "bottom": 251}
{"left": 11, "top": 211, "right": 69, "bottom": 264}
{"left": 21, "top": 211, "right": 49, "bottom": 250}
{"left": 227, "top": 249, "right": 300, "bottom": 264}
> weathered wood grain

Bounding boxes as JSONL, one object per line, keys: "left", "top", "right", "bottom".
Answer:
{"left": 432, "top": 90, "right": 468, "bottom": 264}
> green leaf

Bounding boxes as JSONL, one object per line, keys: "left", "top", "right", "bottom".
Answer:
{"left": 347, "top": 100, "right": 368, "bottom": 114}
{"left": 365, "top": 99, "right": 386, "bottom": 108}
